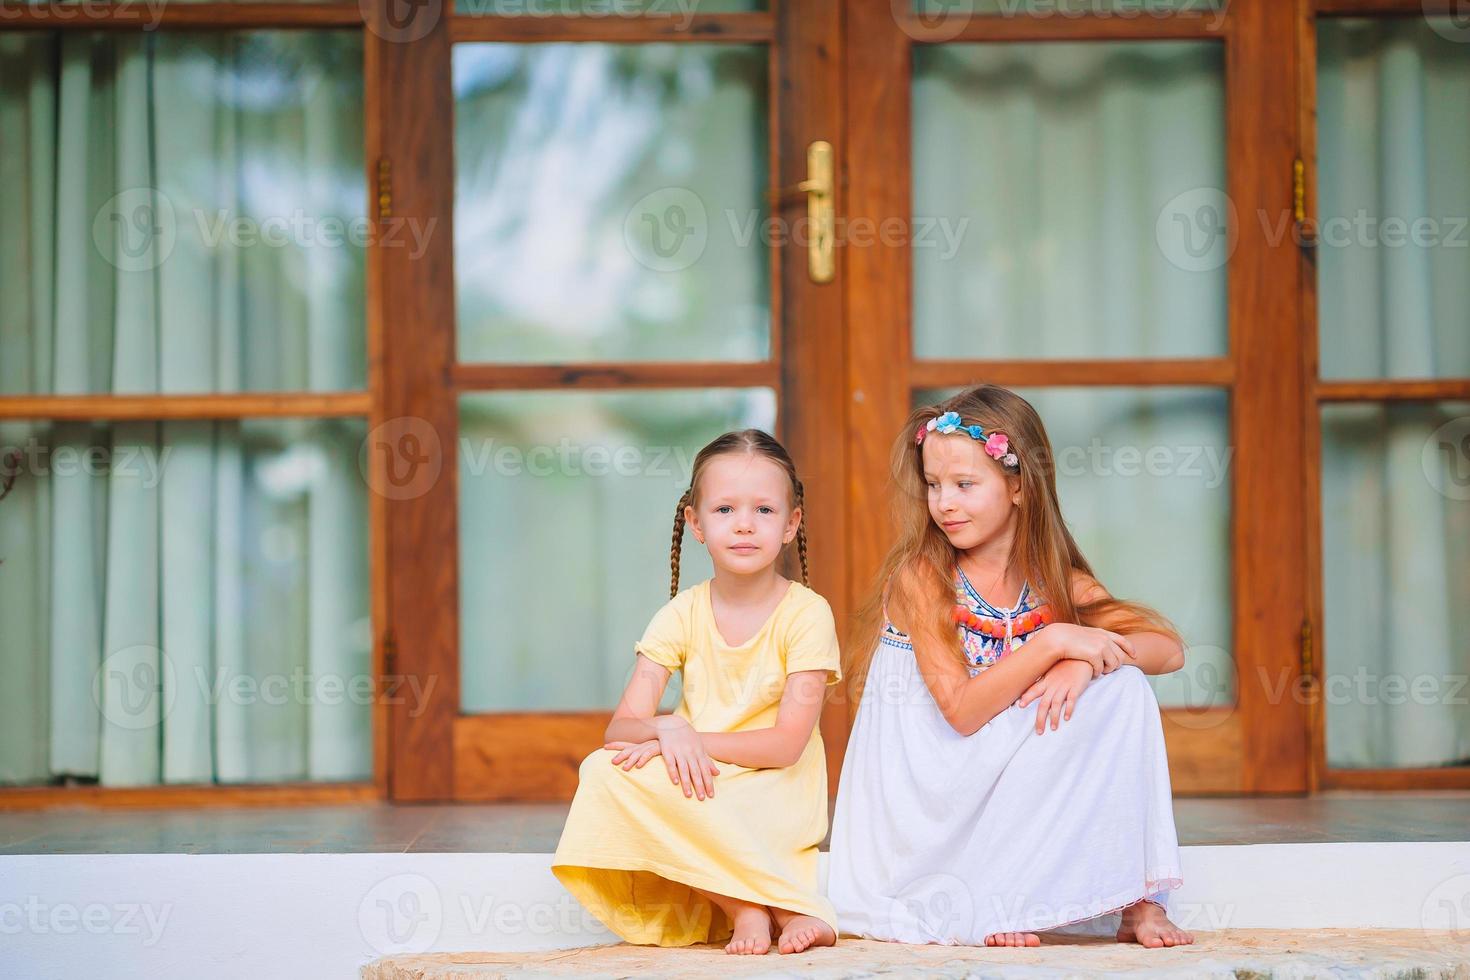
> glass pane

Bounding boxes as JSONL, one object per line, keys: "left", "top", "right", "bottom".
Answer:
{"left": 915, "top": 386, "right": 1233, "bottom": 709}
{"left": 458, "top": 0, "right": 763, "bottom": 12}
{"left": 912, "top": 42, "right": 1226, "bottom": 359}
{"left": 453, "top": 44, "right": 770, "bottom": 363}
{"left": 1316, "top": 19, "right": 1470, "bottom": 381}
{"left": 0, "top": 417, "right": 371, "bottom": 786}
{"left": 0, "top": 32, "right": 366, "bottom": 396}
{"left": 458, "top": 388, "right": 776, "bottom": 711}
{"left": 1321, "top": 401, "right": 1470, "bottom": 769}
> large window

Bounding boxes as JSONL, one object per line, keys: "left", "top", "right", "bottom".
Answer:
{"left": 0, "top": 30, "right": 372, "bottom": 790}
{"left": 3, "top": 0, "right": 1464, "bottom": 803}
{"left": 1312, "top": 14, "right": 1470, "bottom": 780}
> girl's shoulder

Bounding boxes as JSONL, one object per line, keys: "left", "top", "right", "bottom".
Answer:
{"left": 774, "top": 580, "right": 840, "bottom": 636}
{"left": 642, "top": 580, "right": 708, "bottom": 635}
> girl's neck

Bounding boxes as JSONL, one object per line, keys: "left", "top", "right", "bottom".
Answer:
{"left": 709, "top": 567, "right": 790, "bottom": 607}
{"left": 956, "top": 537, "right": 1024, "bottom": 606}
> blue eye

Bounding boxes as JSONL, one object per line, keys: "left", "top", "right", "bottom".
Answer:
{"left": 958, "top": 481, "right": 973, "bottom": 489}
{"left": 758, "top": 506, "right": 774, "bottom": 514}
{"left": 716, "top": 505, "right": 733, "bottom": 514}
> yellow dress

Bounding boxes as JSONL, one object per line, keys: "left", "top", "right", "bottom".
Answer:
{"left": 551, "top": 578, "right": 843, "bottom": 946}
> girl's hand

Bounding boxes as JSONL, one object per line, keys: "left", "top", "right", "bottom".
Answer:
{"left": 1041, "top": 622, "right": 1137, "bottom": 677}
{"left": 1017, "top": 659, "right": 1094, "bottom": 734}
{"left": 605, "top": 739, "right": 661, "bottom": 770}
{"left": 655, "top": 719, "right": 720, "bottom": 801}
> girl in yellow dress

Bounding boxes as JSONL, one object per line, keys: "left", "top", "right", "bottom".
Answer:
{"left": 552, "top": 429, "right": 842, "bottom": 956}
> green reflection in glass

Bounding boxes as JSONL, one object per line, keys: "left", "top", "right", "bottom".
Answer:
{"left": 458, "top": 387, "right": 777, "bottom": 712}
{"left": 1317, "top": 18, "right": 1470, "bottom": 380}
{"left": 453, "top": 43, "right": 770, "bottom": 363}
{"left": 0, "top": 32, "right": 366, "bottom": 396}
{"left": 912, "top": 41, "right": 1225, "bottom": 360}
{"left": 1320, "top": 401, "right": 1470, "bottom": 768}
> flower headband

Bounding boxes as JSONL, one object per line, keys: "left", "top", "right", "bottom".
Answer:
{"left": 915, "top": 411, "right": 1021, "bottom": 472}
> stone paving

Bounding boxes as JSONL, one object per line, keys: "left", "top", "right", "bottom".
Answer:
{"left": 363, "top": 929, "right": 1470, "bottom": 979}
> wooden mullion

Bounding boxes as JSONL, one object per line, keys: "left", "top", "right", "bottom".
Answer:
{"left": 364, "top": 21, "right": 390, "bottom": 803}
{"left": 1229, "top": 0, "right": 1309, "bottom": 794}
{"left": 448, "top": 10, "right": 773, "bottom": 43}
{"left": 903, "top": 10, "right": 1228, "bottom": 44}
{"left": 0, "top": 392, "right": 369, "bottom": 420}
{"left": 449, "top": 361, "right": 780, "bottom": 391}
{"left": 370, "top": 0, "right": 460, "bottom": 802}
{"left": 843, "top": 0, "right": 912, "bottom": 729}
{"left": 0, "top": 782, "right": 375, "bottom": 810}
{"left": 0, "top": 3, "right": 364, "bottom": 30}
{"left": 1324, "top": 767, "right": 1470, "bottom": 790}
{"left": 1316, "top": 379, "right": 1470, "bottom": 402}
{"left": 1298, "top": 0, "right": 1325, "bottom": 793}
{"left": 912, "top": 358, "right": 1234, "bottom": 390}
{"left": 773, "top": 0, "right": 846, "bottom": 797}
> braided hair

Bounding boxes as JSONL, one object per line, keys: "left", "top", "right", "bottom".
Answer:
{"left": 669, "top": 429, "right": 810, "bottom": 598}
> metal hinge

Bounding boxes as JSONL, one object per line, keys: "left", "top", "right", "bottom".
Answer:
{"left": 1299, "top": 617, "right": 1314, "bottom": 683}
{"left": 383, "top": 627, "right": 398, "bottom": 675}
{"left": 1293, "top": 157, "right": 1316, "bottom": 251}
{"left": 377, "top": 157, "right": 393, "bottom": 221}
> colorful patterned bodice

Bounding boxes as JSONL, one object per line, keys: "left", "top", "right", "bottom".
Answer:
{"left": 880, "top": 567, "right": 1055, "bottom": 677}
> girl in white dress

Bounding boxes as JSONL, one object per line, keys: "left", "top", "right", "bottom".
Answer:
{"left": 827, "top": 384, "right": 1196, "bottom": 949}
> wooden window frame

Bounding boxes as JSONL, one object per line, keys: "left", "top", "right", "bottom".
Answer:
{"left": 846, "top": 0, "right": 1309, "bottom": 795}
{"left": 383, "top": 1, "right": 848, "bottom": 802}
{"left": 1300, "top": 0, "right": 1470, "bottom": 791}
{"left": 0, "top": 4, "right": 385, "bottom": 809}
{"left": 6, "top": 0, "right": 1466, "bottom": 806}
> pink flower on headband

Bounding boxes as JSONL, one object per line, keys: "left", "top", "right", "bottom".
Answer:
{"left": 984, "top": 433, "right": 1009, "bottom": 460}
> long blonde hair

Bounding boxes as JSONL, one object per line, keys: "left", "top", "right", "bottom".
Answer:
{"left": 668, "top": 429, "right": 809, "bottom": 598}
{"left": 846, "top": 384, "right": 1180, "bottom": 697}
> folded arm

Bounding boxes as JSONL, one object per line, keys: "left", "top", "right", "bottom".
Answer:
{"left": 697, "top": 669, "right": 829, "bottom": 769}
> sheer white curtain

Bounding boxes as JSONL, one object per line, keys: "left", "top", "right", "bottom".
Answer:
{"left": 0, "top": 33, "right": 370, "bottom": 786}
{"left": 912, "top": 41, "right": 1232, "bottom": 709}
{"left": 1318, "top": 18, "right": 1470, "bottom": 768}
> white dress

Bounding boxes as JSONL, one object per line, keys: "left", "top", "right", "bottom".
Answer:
{"left": 826, "top": 570, "right": 1184, "bottom": 942}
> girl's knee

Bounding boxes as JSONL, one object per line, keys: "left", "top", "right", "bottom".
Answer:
{"left": 579, "top": 746, "right": 620, "bottom": 778}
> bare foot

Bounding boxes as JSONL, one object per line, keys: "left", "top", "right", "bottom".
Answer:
{"left": 723, "top": 905, "right": 775, "bottom": 955}
{"left": 984, "top": 931, "right": 1041, "bottom": 946}
{"left": 774, "top": 914, "right": 836, "bottom": 954}
{"left": 1117, "top": 899, "right": 1194, "bottom": 948}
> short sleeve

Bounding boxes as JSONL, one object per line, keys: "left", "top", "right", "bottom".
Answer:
{"left": 782, "top": 594, "right": 844, "bottom": 686}
{"left": 634, "top": 593, "right": 689, "bottom": 671}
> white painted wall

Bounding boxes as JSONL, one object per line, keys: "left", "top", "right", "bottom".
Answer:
{"left": 3, "top": 844, "right": 1469, "bottom": 979}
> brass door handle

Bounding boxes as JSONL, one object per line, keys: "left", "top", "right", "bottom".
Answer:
{"left": 768, "top": 140, "right": 835, "bottom": 284}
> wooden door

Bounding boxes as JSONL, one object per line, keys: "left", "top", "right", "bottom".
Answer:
{"left": 843, "top": 0, "right": 1310, "bottom": 794}
{"left": 376, "top": 2, "right": 848, "bottom": 801}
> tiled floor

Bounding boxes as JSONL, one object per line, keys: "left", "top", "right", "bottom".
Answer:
{"left": 1, "top": 791, "right": 1467, "bottom": 854}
